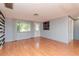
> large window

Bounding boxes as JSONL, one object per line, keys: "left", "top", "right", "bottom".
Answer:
{"left": 16, "top": 22, "right": 31, "bottom": 32}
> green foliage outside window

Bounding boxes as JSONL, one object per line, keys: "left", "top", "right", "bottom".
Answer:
{"left": 16, "top": 22, "right": 31, "bottom": 32}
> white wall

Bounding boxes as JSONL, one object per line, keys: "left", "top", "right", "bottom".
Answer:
{"left": 5, "top": 16, "right": 74, "bottom": 43}
{"left": 40, "top": 16, "right": 73, "bottom": 43}
{"left": 5, "top": 19, "right": 35, "bottom": 42}
{"left": 40, "top": 16, "right": 69, "bottom": 43}
{"left": 74, "top": 20, "right": 79, "bottom": 40}
{"left": 5, "top": 19, "right": 15, "bottom": 42}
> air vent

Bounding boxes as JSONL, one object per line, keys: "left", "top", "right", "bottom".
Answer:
{"left": 34, "top": 13, "right": 39, "bottom": 16}
{"left": 4, "top": 3, "right": 13, "bottom": 9}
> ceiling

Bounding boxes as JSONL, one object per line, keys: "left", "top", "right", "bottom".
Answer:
{"left": 0, "top": 3, "right": 79, "bottom": 22}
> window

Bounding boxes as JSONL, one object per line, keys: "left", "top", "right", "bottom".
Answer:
{"left": 16, "top": 22, "right": 31, "bottom": 32}
{"left": 34, "top": 23, "right": 40, "bottom": 31}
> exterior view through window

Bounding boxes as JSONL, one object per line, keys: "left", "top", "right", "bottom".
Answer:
{"left": 16, "top": 22, "right": 31, "bottom": 32}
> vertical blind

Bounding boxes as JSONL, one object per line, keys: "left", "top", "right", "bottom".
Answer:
{"left": 0, "top": 11, "right": 5, "bottom": 47}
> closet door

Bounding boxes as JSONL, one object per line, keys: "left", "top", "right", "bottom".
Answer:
{"left": 0, "top": 11, "right": 5, "bottom": 48}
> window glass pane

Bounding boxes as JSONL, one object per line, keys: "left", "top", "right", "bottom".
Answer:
{"left": 16, "top": 22, "right": 31, "bottom": 32}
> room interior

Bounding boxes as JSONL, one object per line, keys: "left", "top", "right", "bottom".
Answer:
{"left": 0, "top": 3, "right": 79, "bottom": 56}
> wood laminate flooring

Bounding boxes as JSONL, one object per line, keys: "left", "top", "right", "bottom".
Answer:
{"left": 0, "top": 37, "right": 79, "bottom": 56}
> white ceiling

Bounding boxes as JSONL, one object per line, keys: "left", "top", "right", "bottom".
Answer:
{"left": 0, "top": 3, "right": 79, "bottom": 22}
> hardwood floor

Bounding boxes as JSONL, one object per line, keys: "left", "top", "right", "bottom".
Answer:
{"left": 0, "top": 37, "right": 79, "bottom": 56}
